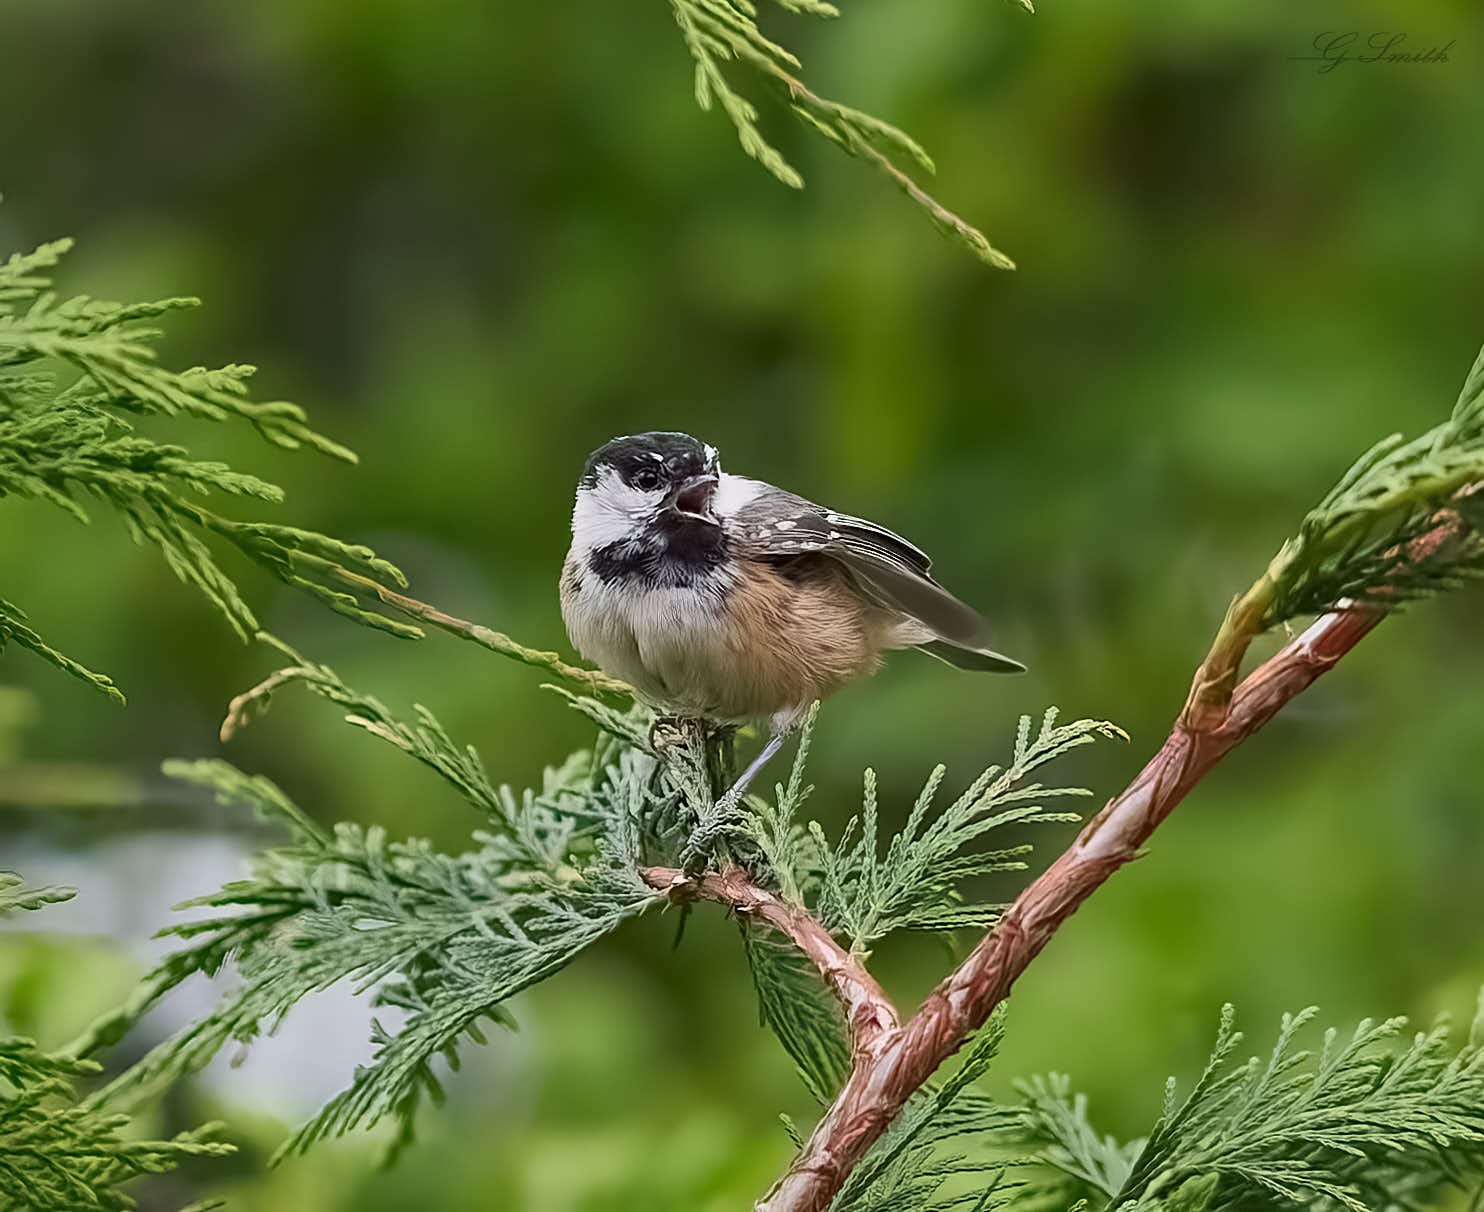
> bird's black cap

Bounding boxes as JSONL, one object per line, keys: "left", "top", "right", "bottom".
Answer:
{"left": 580, "top": 432, "right": 718, "bottom": 489}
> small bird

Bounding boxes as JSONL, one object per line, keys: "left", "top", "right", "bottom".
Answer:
{"left": 560, "top": 432, "right": 1023, "bottom": 806}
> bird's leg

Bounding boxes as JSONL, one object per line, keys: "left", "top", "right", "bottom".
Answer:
{"left": 714, "top": 725, "right": 791, "bottom": 814}
{"left": 682, "top": 716, "right": 799, "bottom": 871}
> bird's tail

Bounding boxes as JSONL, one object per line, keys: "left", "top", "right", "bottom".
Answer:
{"left": 915, "top": 638, "right": 1026, "bottom": 673}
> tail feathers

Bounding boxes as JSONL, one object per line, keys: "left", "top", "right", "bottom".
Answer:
{"left": 916, "top": 639, "right": 1026, "bottom": 674}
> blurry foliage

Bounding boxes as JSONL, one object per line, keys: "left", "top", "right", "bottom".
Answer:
{"left": 0, "top": 869, "right": 74, "bottom": 915}
{"left": 0, "top": 884, "right": 232, "bottom": 1212}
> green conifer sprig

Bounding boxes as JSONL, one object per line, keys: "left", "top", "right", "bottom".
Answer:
{"left": 2, "top": 241, "right": 347, "bottom": 456}
{"left": 0, "top": 881, "right": 232, "bottom": 1211}
{"left": 85, "top": 672, "right": 660, "bottom": 1160}
{"left": 743, "top": 930, "right": 853, "bottom": 1104}
{"left": 1011, "top": 1072, "right": 1141, "bottom": 1202}
{"left": 667, "top": 0, "right": 1016, "bottom": 268}
{"left": 0, "top": 235, "right": 419, "bottom": 700}
{"left": 1009, "top": 998, "right": 1484, "bottom": 1212}
{"left": 0, "top": 1037, "right": 232, "bottom": 1212}
{"left": 1263, "top": 343, "right": 1484, "bottom": 627}
{"left": 740, "top": 708, "right": 1124, "bottom": 955}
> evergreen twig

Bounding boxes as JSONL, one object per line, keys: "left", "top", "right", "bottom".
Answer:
{"left": 640, "top": 864, "right": 898, "bottom": 1056}
{"left": 327, "top": 566, "right": 630, "bottom": 696}
{"left": 666, "top": 0, "right": 1016, "bottom": 268}
{"left": 0, "top": 234, "right": 419, "bottom": 698}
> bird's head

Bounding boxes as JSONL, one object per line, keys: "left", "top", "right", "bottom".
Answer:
{"left": 570, "top": 432, "right": 724, "bottom": 572}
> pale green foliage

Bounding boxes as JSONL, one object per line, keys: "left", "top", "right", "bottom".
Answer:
{"left": 0, "top": 868, "right": 75, "bottom": 914}
{"left": 0, "top": 236, "right": 418, "bottom": 700}
{"left": 667, "top": 0, "right": 1018, "bottom": 268}
{"left": 87, "top": 627, "right": 1125, "bottom": 1167}
{"left": 741, "top": 708, "right": 1124, "bottom": 954}
{"left": 83, "top": 664, "right": 658, "bottom": 1162}
{"left": 1009, "top": 999, "right": 1484, "bottom": 1212}
{"left": 0, "top": 889, "right": 231, "bottom": 1211}
{"left": 1266, "top": 343, "right": 1484, "bottom": 625}
{"left": 0, "top": 1037, "right": 231, "bottom": 1212}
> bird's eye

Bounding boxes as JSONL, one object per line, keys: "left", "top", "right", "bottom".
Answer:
{"left": 632, "top": 467, "right": 662, "bottom": 492}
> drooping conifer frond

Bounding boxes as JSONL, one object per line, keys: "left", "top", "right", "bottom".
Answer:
{"left": 83, "top": 664, "right": 661, "bottom": 1160}
{"left": 0, "top": 235, "right": 418, "bottom": 701}
{"left": 0, "top": 880, "right": 232, "bottom": 1211}
{"left": 666, "top": 0, "right": 1017, "bottom": 269}
{"left": 743, "top": 929, "right": 852, "bottom": 1105}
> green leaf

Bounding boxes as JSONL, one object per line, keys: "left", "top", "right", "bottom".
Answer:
{"left": 752, "top": 708, "right": 1123, "bottom": 952}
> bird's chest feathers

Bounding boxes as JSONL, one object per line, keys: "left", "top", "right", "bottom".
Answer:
{"left": 563, "top": 548, "right": 880, "bottom": 721}
{"left": 563, "top": 565, "right": 733, "bottom": 698}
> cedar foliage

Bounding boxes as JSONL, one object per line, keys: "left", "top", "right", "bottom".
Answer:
{"left": 0, "top": 879, "right": 232, "bottom": 1212}
{"left": 5, "top": 233, "right": 1484, "bottom": 1212}
{"left": 5, "top": 228, "right": 1484, "bottom": 1204}
{"left": 74, "top": 335, "right": 1481, "bottom": 1212}
{"left": 665, "top": 0, "right": 1019, "bottom": 268}
{"left": 0, "top": 235, "right": 416, "bottom": 702}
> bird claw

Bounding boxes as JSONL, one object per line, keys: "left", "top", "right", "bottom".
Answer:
{"left": 713, "top": 787, "right": 743, "bottom": 818}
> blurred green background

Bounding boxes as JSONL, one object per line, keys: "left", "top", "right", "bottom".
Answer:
{"left": 2, "top": 0, "right": 1483, "bottom": 1207}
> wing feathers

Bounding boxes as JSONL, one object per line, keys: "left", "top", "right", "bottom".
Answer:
{"left": 733, "top": 486, "right": 1024, "bottom": 674}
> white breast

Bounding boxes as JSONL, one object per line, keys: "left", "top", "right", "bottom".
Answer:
{"left": 561, "top": 556, "right": 739, "bottom": 716}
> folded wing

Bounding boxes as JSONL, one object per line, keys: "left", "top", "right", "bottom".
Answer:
{"left": 733, "top": 483, "right": 1025, "bottom": 673}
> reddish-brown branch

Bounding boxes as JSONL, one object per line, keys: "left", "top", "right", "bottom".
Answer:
{"left": 640, "top": 865, "right": 900, "bottom": 1053}
{"left": 755, "top": 604, "right": 1384, "bottom": 1211}
{"left": 755, "top": 504, "right": 1470, "bottom": 1212}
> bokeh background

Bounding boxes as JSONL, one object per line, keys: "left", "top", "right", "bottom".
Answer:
{"left": 2, "top": 0, "right": 1483, "bottom": 1207}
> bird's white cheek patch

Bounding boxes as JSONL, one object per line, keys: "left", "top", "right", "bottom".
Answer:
{"left": 570, "top": 472, "right": 659, "bottom": 551}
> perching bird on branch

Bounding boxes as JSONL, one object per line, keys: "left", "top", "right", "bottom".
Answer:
{"left": 560, "top": 431, "right": 1023, "bottom": 804}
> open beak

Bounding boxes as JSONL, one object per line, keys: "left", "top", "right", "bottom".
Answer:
{"left": 667, "top": 473, "right": 719, "bottom": 521}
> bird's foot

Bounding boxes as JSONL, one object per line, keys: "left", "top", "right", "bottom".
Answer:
{"left": 712, "top": 786, "right": 743, "bottom": 819}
